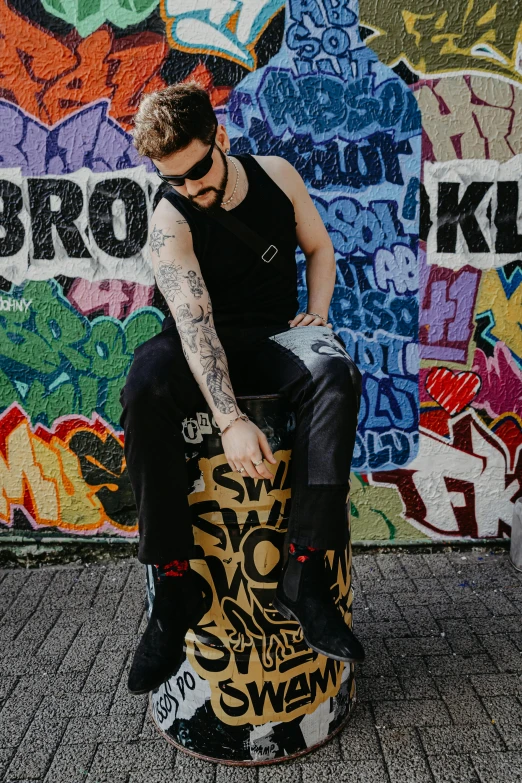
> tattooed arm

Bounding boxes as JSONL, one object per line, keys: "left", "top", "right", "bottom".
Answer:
{"left": 148, "top": 201, "right": 243, "bottom": 431}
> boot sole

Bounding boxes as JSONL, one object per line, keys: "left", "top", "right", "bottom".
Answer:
{"left": 272, "top": 597, "right": 365, "bottom": 664}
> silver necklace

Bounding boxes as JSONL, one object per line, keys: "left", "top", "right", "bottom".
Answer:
{"left": 221, "top": 155, "right": 240, "bottom": 207}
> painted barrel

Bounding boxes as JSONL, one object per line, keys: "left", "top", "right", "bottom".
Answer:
{"left": 146, "top": 393, "right": 356, "bottom": 764}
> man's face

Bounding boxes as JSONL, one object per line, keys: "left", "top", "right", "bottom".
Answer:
{"left": 152, "top": 133, "right": 229, "bottom": 212}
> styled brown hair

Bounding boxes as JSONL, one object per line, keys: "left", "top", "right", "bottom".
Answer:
{"left": 131, "top": 82, "right": 218, "bottom": 160}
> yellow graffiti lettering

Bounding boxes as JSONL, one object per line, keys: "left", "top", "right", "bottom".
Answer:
{"left": 476, "top": 272, "right": 522, "bottom": 360}
{"left": 361, "top": 0, "right": 522, "bottom": 81}
{"left": 185, "top": 450, "right": 352, "bottom": 726}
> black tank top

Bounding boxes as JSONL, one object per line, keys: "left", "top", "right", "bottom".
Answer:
{"left": 160, "top": 154, "right": 300, "bottom": 340}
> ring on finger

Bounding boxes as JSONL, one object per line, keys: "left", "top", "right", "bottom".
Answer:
{"left": 253, "top": 459, "right": 264, "bottom": 466}
{"left": 237, "top": 467, "right": 245, "bottom": 473}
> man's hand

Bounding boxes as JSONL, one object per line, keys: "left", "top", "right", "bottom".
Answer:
{"left": 221, "top": 419, "right": 278, "bottom": 479}
{"left": 288, "top": 312, "right": 333, "bottom": 328}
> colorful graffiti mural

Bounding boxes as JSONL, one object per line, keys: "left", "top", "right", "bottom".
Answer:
{"left": 0, "top": 0, "right": 520, "bottom": 542}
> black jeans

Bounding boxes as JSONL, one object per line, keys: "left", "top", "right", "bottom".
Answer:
{"left": 119, "top": 316, "right": 362, "bottom": 564}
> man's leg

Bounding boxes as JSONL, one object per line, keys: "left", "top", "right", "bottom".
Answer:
{"left": 242, "top": 324, "right": 364, "bottom": 662}
{"left": 120, "top": 318, "right": 206, "bottom": 564}
{"left": 120, "top": 317, "right": 214, "bottom": 693}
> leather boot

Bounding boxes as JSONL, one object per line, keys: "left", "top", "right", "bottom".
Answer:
{"left": 272, "top": 554, "right": 365, "bottom": 663}
{"left": 127, "top": 568, "right": 207, "bottom": 695}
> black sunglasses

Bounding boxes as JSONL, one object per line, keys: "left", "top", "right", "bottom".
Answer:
{"left": 153, "top": 131, "right": 217, "bottom": 187}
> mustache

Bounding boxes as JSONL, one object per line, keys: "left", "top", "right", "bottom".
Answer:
{"left": 189, "top": 186, "right": 225, "bottom": 199}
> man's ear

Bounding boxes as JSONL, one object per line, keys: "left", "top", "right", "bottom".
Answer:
{"left": 216, "top": 123, "right": 229, "bottom": 147}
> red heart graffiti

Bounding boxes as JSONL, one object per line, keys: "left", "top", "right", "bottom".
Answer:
{"left": 425, "top": 368, "right": 482, "bottom": 416}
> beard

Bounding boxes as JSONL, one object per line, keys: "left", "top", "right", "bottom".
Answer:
{"left": 188, "top": 146, "right": 229, "bottom": 213}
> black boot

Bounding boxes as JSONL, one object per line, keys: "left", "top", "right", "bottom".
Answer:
{"left": 128, "top": 569, "right": 207, "bottom": 695}
{"left": 273, "top": 554, "right": 365, "bottom": 663}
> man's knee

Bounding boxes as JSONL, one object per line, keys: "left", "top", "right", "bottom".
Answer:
{"left": 319, "top": 355, "right": 362, "bottom": 407}
{"left": 121, "top": 338, "right": 176, "bottom": 412}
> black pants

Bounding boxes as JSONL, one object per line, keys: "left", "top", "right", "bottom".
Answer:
{"left": 119, "top": 316, "right": 362, "bottom": 564}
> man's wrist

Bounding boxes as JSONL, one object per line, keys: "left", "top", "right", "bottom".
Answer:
{"left": 214, "top": 407, "right": 243, "bottom": 428}
{"left": 307, "top": 309, "right": 328, "bottom": 322}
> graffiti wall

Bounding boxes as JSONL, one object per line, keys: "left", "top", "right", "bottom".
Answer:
{"left": 0, "top": 0, "right": 519, "bottom": 543}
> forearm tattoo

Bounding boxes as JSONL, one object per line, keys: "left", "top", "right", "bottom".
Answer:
{"left": 176, "top": 301, "right": 237, "bottom": 415}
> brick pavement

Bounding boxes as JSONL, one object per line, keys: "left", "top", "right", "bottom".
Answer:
{"left": 1, "top": 550, "right": 522, "bottom": 782}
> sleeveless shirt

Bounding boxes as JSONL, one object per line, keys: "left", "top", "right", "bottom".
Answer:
{"left": 160, "top": 154, "right": 300, "bottom": 342}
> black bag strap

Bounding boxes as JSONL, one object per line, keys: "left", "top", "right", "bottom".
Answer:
{"left": 204, "top": 206, "right": 296, "bottom": 284}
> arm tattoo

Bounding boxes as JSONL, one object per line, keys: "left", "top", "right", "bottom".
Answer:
{"left": 156, "top": 262, "right": 207, "bottom": 303}
{"left": 156, "top": 262, "right": 186, "bottom": 303}
{"left": 176, "top": 302, "right": 237, "bottom": 415}
{"left": 199, "top": 330, "right": 237, "bottom": 414}
{"left": 176, "top": 219, "right": 191, "bottom": 233}
{"left": 149, "top": 225, "right": 176, "bottom": 255}
{"left": 185, "top": 269, "right": 206, "bottom": 298}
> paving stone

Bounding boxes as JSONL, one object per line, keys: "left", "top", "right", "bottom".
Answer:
{"left": 0, "top": 691, "right": 44, "bottom": 746}
{"left": 482, "top": 695, "right": 522, "bottom": 725}
{"left": 428, "top": 754, "right": 480, "bottom": 783}
{"left": 38, "top": 691, "right": 113, "bottom": 719}
{"left": 398, "top": 555, "right": 434, "bottom": 580}
{"left": 355, "top": 674, "right": 404, "bottom": 702}
{"left": 338, "top": 705, "right": 382, "bottom": 761}
{"left": 400, "top": 606, "right": 440, "bottom": 637}
{"left": 298, "top": 736, "right": 341, "bottom": 765}
{"left": 13, "top": 671, "right": 87, "bottom": 699}
{"left": 424, "top": 654, "right": 494, "bottom": 677}
{"left": 0, "top": 747, "right": 15, "bottom": 777}
{"left": 58, "top": 629, "right": 104, "bottom": 674}
{"left": 355, "top": 620, "right": 411, "bottom": 639}
{"left": 373, "top": 699, "right": 451, "bottom": 728}
{"left": 43, "top": 742, "right": 97, "bottom": 782}
{"left": 393, "top": 587, "right": 448, "bottom": 607}
{"left": 385, "top": 636, "right": 451, "bottom": 657}
{"left": 215, "top": 765, "right": 257, "bottom": 782}
{"left": 467, "top": 616, "right": 518, "bottom": 635}
{"left": 130, "top": 772, "right": 183, "bottom": 783}
{"left": 110, "top": 657, "right": 149, "bottom": 716}
{"left": 364, "top": 594, "right": 404, "bottom": 622}
{"left": 62, "top": 713, "right": 143, "bottom": 744}
{"left": 478, "top": 591, "right": 520, "bottom": 617}
{"left": 437, "top": 619, "right": 484, "bottom": 656}
{"left": 259, "top": 766, "right": 302, "bottom": 782}
{"left": 81, "top": 635, "right": 132, "bottom": 693}
{"left": 5, "top": 714, "right": 67, "bottom": 779}
{"left": 301, "top": 758, "right": 388, "bottom": 783}
{"left": 472, "top": 752, "right": 522, "bottom": 783}
{"left": 386, "top": 754, "right": 433, "bottom": 783}
{"left": 0, "top": 677, "right": 17, "bottom": 701}
{"left": 173, "top": 751, "right": 215, "bottom": 781}
{"left": 478, "top": 634, "right": 522, "bottom": 672}
{"left": 375, "top": 554, "right": 407, "bottom": 580}
{"left": 90, "top": 740, "right": 176, "bottom": 775}
{"left": 436, "top": 678, "right": 490, "bottom": 724}
{"left": 471, "top": 673, "right": 522, "bottom": 697}
{"left": 36, "top": 623, "right": 80, "bottom": 663}
{"left": 97, "top": 564, "right": 132, "bottom": 594}
{"left": 399, "top": 676, "right": 439, "bottom": 700}
{"left": 494, "top": 723, "right": 522, "bottom": 750}
{"left": 393, "top": 656, "right": 430, "bottom": 679}
{"left": 357, "top": 638, "right": 395, "bottom": 677}
{"left": 429, "top": 599, "right": 492, "bottom": 619}
{"left": 423, "top": 554, "right": 457, "bottom": 578}
{"left": 419, "top": 725, "right": 504, "bottom": 755}
{"left": 377, "top": 726, "right": 424, "bottom": 758}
